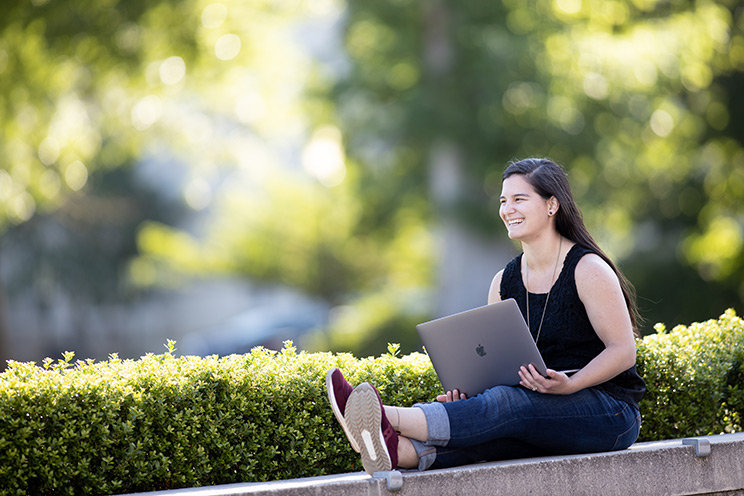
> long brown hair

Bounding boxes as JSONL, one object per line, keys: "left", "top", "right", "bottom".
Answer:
{"left": 503, "top": 158, "right": 642, "bottom": 334}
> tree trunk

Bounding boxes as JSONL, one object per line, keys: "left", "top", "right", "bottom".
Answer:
{"left": 0, "top": 259, "right": 10, "bottom": 370}
{"left": 424, "top": 2, "right": 513, "bottom": 317}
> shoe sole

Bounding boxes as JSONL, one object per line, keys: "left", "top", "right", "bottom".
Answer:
{"left": 344, "top": 383, "right": 392, "bottom": 474}
{"left": 326, "top": 368, "right": 360, "bottom": 452}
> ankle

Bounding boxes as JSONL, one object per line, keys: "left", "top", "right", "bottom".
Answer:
{"left": 389, "top": 406, "right": 429, "bottom": 441}
{"left": 385, "top": 406, "right": 401, "bottom": 431}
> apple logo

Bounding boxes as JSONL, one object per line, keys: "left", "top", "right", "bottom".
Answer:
{"left": 476, "top": 344, "right": 487, "bottom": 357}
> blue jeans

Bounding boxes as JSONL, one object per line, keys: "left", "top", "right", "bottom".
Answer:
{"left": 410, "top": 386, "right": 641, "bottom": 471}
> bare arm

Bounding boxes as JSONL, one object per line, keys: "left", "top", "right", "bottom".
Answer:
{"left": 519, "top": 254, "right": 637, "bottom": 395}
{"left": 487, "top": 269, "right": 504, "bottom": 304}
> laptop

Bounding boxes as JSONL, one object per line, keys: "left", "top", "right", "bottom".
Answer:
{"left": 416, "top": 298, "right": 548, "bottom": 397}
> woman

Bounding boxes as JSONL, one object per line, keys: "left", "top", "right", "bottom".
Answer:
{"left": 326, "top": 158, "right": 646, "bottom": 473}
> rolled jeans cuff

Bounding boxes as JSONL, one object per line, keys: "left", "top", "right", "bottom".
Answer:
{"left": 409, "top": 438, "right": 437, "bottom": 471}
{"left": 410, "top": 402, "right": 450, "bottom": 470}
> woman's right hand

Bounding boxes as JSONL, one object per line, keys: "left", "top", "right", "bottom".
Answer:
{"left": 436, "top": 389, "right": 467, "bottom": 402}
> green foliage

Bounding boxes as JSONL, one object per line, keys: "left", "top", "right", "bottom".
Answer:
{"left": 1, "top": 310, "right": 743, "bottom": 495}
{"left": 636, "top": 308, "right": 744, "bottom": 440}
{"left": 0, "top": 341, "right": 439, "bottom": 495}
{"left": 5, "top": 0, "right": 742, "bottom": 367}
{"left": 335, "top": 0, "right": 744, "bottom": 328}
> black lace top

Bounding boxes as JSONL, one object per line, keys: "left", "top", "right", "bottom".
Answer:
{"left": 500, "top": 244, "right": 646, "bottom": 410}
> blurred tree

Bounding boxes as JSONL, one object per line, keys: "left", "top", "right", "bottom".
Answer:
{"left": 511, "top": 0, "right": 744, "bottom": 327}
{"left": 325, "top": 0, "right": 743, "bottom": 345}
{"left": 117, "top": 2, "right": 438, "bottom": 356}
{"left": 0, "top": 0, "right": 190, "bottom": 363}
{"left": 3, "top": 0, "right": 742, "bottom": 363}
{"left": 0, "top": 164, "right": 185, "bottom": 359}
{"left": 0, "top": 0, "right": 354, "bottom": 362}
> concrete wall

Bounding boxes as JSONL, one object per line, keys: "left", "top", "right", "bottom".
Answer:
{"left": 123, "top": 432, "right": 744, "bottom": 496}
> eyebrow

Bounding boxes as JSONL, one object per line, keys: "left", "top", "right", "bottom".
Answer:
{"left": 499, "top": 192, "right": 531, "bottom": 200}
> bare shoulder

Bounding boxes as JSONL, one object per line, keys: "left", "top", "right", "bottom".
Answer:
{"left": 488, "top": 269, "right": 505, "bottom": 304}
{"left": 575, "top": 253, "right": 621, "bottom": 292}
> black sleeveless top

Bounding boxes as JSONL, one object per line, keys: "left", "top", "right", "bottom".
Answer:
{"left": 500, "top": 244, "right": 645, "bottom": 410}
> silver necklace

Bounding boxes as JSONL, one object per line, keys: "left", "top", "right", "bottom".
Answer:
{"left": 525, "top": 237, "right": 563, "bottom": 345}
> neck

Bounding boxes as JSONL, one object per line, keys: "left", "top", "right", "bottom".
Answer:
{"left": 522, "top": 232, "right": 564, "bottom": 272}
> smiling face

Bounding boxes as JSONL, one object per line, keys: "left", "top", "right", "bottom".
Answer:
{"left": 499, "top": 174, "right": 556, "bottom": 241}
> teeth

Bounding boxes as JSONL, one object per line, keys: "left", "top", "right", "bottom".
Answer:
{"left": 508, "top": 219, "right": 523, "bottom": 225}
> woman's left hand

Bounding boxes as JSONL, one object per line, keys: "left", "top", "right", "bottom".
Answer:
{"left": 518, "top": 364, "right": 576, "bottom": 395}
{"left": 436, "top": 389, "right": 467, "bottom": 402}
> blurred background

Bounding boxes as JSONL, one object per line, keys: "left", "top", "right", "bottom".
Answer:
{"left": 0, "top": 0, "right": 742, "bottom": 365}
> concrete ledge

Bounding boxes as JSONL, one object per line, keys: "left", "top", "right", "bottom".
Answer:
{"left": 125, "top": 432, "right": 744, "bottom": 496}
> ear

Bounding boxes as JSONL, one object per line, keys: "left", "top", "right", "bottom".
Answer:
{"left": 548, "top": 196, "right": 560, "bottom": 216}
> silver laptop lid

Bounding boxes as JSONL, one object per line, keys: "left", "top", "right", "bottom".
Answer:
{"left": 416, "top": 298, "right": 547, "bottom": 397}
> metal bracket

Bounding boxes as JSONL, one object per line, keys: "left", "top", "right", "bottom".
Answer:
{"left": 682, "top": 437, "right": 711, "bottom": 458}
{"left": 372, "top": 470, "right": 404, "bottom": 492}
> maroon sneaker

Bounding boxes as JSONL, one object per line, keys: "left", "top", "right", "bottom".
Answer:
{"left": 326, "top": 367, "right": 360, "bottom": 452}
{"left": 343, "top": 382, "right": 399, "bottom": 474}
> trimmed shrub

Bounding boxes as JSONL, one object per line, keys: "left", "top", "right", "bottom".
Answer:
{"left": 0, "top": 311, "right": 742, "bottom": 495}
{"left": 636, "top": 308, "right": 743, "bottom": 441}
{"left": 0, "top": 342, "right": 439, "bottom": 495}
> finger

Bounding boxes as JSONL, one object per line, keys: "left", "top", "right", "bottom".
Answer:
{"left": 528, "top": 363, "right": 541, "bottom": 376}
{"left": 520, "top": 367, "right": 538, "bottom": 387}
{"left": 524, "top": 383, "right": 539, "bottom": 393}
{"left": 523, "top": 364, "right": 539, "bottom": 378}
{"left": 545, "top": 369, "right": 565, "bottom": 382}
{"left": 519, "top": 377, "right": 536, "bottom": 391}
{"left": 518, "top": 369, "right": 533, "bottom": 388}
{"left": 519, "top": 369, "right": 540, "bottom": 392}
{"left": 436, "top": 394, "right": 447, "bottom": 402}
{"left": 529, "top": 365, "right": 551, "bottom": 387}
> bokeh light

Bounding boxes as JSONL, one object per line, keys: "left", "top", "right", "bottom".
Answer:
{"left": 215, "top": 34, "right": 241, "bottom": 61}
{"left": 302, "top": 126, "right": 346, "bottom": 187}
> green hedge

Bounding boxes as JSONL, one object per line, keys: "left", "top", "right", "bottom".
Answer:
{"left": 636, "top": 308, "right": 744, "bottom": 440}
{"left": 1, "top": 311, "right": 743, "bottom": 495}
